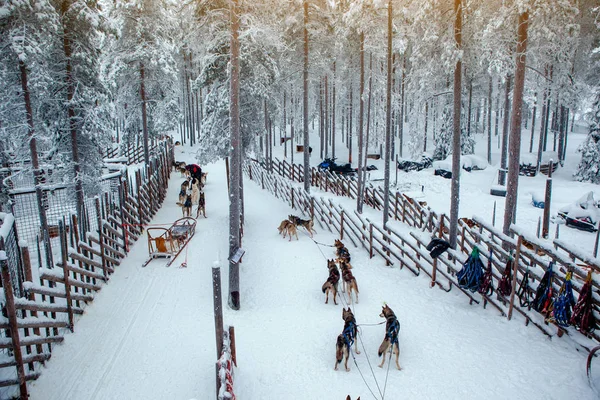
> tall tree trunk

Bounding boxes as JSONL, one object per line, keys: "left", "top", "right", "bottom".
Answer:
{"left": 399, "top": 56, "right": 405, "bottom": 157}
{"left": 303, "top": 0, "right": 310, "bottom": 191}
{"left": 529, "top": 92, "right": 537, "bottom": 153}
{"left": 467, "top": 78, "right": 473, "bottom": 139}
{"left": 61, "top": 10, "right": 85, "bottom": 231}
{"left": 487, "top": 74, "right": 493, "bottom": 164}
{"left": 449, "top": 0, "right": 462, "bottom": 248}
{"left": 319, "top": 80, "right": 324, "bottom": 159}
{"left": 228, "top": 0, "right": 241, "bottom": 310}
{"left": 332, "top": 62, "right": 337, "bottom": 160}
{"left": 19, "top": 60, "right": 53, "bottom": 269}
{"left": 423, "top": 101, "right": 429, "bottom": 152}
{"left": 499, "top": 75, "right": 511, "bottom": 186}
{"left": 325, "top": 76, "right": 329, "bottom": 158}
{"left": 558, "top": 105, "right": 566, "bottom": 164}
{"left": 349, "top": 79, "right": 353, "bottom": 163}
{"left": 383, "top": 0, "right": 393, "bottom": 226}
{"left": 503, "top": 11, "right": 529, "bottom": 236}
{"left": 357, "top": 33, "right": 365, "bottom": 213}
{"left": 283, "top": 91, "right": 287, "bottom": 159}
{"left": 363, "top": 53, "right": 373, "bottom": 189}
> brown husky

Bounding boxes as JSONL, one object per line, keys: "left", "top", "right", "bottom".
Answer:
{"left": 334, "top": 239, "right": 351, "bottom": 263}
{"left": 196, "top": 192, "right": 206, "bottom": 218}
{"left": 321, "top": 260, "right": 340, "bottom": 305}
{"left": 277, "top": 219, "right": 298, "bottom": 241}
{"left": 339, "top": 260, "right": 359, "bottom": 303}
{"left": 378, "top": 304, "right": 401, "bottom": 370}
{"left": 335, "top": 308, "right": 360, "bottom": 371}
{"left": 289, "top": 215, "right": 316, "bottom": 237}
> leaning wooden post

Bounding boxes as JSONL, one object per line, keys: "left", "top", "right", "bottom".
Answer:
{"left": 369, "top": 224, "right": 374, "bottom": 259}
{"left": 212, "top": 261, "right": 224, "bottom": 359}
{"left": 507, "top": 235, "right": 523, "bottom": 320}
{"left": 542, "top": 160, "right": 553, "bottom": 238}
{"left": 594, "top": 227, "right": 600, "bottom": 258}
{"left": 492, "top": 201, "right": 496, "bottom": 227}
{"left": 95, "top": 198, "right": 108, "bottom": 279}
{"left": 0, "top": 249, "right": 28, "bottom": 399}
{"left": 394, "top": 192, "right": 399, "bottom": 220}
{"left": 431, "top": 214, "right": 445, "bottom": 288}
{"left": 291, "top": 188, "right": 295, "bottom": 209}
{"left": 340, "top": 210, "right": 345, "bottom": 240}
{"left": 59, "top": 221, "right": 74, "bottom": 331}
{"left": 228, "top": 326, "right": 237, "bottom": 367}
{"left": 310, "top": 197, "right": 315, "bottom": 220}
{"left": 20, "top": 242, "right": 43, "bottom": 356}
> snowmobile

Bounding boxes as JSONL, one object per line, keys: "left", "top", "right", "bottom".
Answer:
{"left": 557, "top": 192, "right": 599, "bottom": 232}
{"left": 317, "top": 158, "right": 357, "bottom": 176}
{"left": 397, "top": 154, "right": 433, "bottom": 172}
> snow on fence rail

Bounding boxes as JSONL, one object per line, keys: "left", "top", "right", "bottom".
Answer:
{"left": 216, "top": 327, "right": 236, "bottom": 400}
{"left": 246, "top": 158, "right": 600, "bottom": 354}
{"left": 0, "top": 141, "right": 174, "bottom": 399}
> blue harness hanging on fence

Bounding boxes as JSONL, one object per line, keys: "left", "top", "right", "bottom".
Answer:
{"left": 457, "top": 247, "right": 485, "bottom": 293}
{"left": 343, "top": 321, "right": 356, "bottom": 347}
{"left": 387, "top": 319, "right": 400, "bottom": 346}
{"left": 553, "top": 271, "right": 575, "bottom": 328}
{"left": 533, "top": 262, "right": 554, "bottom": 313}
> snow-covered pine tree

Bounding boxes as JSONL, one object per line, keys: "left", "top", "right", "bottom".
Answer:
{"left": 575, "top": 91, "right": 600, "bottom": 183}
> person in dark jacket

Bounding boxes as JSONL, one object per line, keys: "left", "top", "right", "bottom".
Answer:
{"left": 185, "top": 164, "right": 203, "bottom": 181}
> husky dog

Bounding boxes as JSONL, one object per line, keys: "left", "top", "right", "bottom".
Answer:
{"left": 288, "top": 215, "right": 316, "bottom": 237}
{"left": 322, "top": 260, "right": 340, "bottom": 305}
{"left": 177, "top": 180, "right": 190, "bottom": 206}
{"left": 191, "top": 178, "right": 201, "bottom": 205}
{"left": 339, "top": 260, "right": 359, "bottom": 303}
{"left": 196, "top": 192, "right": 206, "bottom": 218}
{"left": 334, "top": 239, "right": 351, "bottom": 263}
{"left": 182, "top": 190, "right": 193, "bottom": 217}
{"left": 335, "top": 307, "right": 360, "bottom": 371}
{"left": 345, "top": 397, "right": 360, "bottom": 400}
{"left": 378, "top": 304, "right": 401, "bottom": 370}
{"left": 277, "top": 219, "right": 298, "bottom": 241}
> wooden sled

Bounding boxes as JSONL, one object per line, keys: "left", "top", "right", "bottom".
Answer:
{"left": 142, "top": 217, "right": 197, "bottom": 267}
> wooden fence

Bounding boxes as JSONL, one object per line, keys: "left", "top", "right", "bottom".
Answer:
{"left": 0, "top": 141, "right": 174, "bottom": 398}
{"left": 246, "top": 158, "right": 600, "bottom": 352}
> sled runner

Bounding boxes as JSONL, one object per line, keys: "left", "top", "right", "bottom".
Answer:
{"left": 142, "top": 217, "right": 197, "bottom": 267}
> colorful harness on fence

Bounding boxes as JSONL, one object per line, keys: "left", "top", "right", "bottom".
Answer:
{"left": 478, "top": 250, "right": 494, "bottom": 296}
{"left": 517, "top": 270, "right": 534, "bottom": 309}
{"left": 387, "top": 319, "right": 400, "bottom": 346}
{"left": 533, "top": 262, "right": 554, "bottom": 313}
{"left": 457, "top": 247, "right": 484, "bottom": 293}
{"left": 553, "top": 271, "right": 575, "bottom": 328}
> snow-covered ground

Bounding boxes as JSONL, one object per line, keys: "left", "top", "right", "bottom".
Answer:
{"left": 26, "top": 140, "right": 598, "bottom": 399}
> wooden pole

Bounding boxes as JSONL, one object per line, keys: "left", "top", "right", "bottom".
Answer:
{"left": 507, "top": 235, "right": 523, "bottom": 320}
{"left": 0, "top": 248, "right": 28, "bottom": 399}
{"left": 340, "top": 210, "right": 345, "bottom": 240}
{"left": 542, "top": 161, "right": 553, "bottom": 238}
{"left": 212, "top": 263, "right": 224, "bottom": 359}
{"left": 369, "top": 224, "right": 374, "bottom": 259}
{"left": 59, "top": 221, "right": 74, "bottom": 331}
{"left": 229, "top": 326, "right": 237, "bottom": 367}
{"left": 96, "top": 198, "right": 108, "bottom": 279}
{"left": 431, "top": 215, "right": 445, "bottom": 287}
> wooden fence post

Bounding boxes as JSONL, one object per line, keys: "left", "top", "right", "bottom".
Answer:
{"left": 0, "top": 250, "right": 28, "bottom": 399}
{"left": 21, "top": 243, "right": 44, "bottom": 357}
{"left": 59, "top": 221, "right": 74, "bottom": 331}
{"left": 508, "top": 235, "right": 523, "bottom": 320}
{"left": 212, "top": 263, "right": 224, "bottom": 359}
{"left": 229, "top": 326, "right": 237, "bottom": 367}
{"left": 340, "top": 211, "right": 345, "bottom": 240}
{"left": 431, "top": 215, "right": 445, "bottom": 288}
{"left": 310, "top": 198, "right": 315, "bottom": 220}
{"left": 369, "top": 224, "right": 374, "bottom": 259}
{"left": 291, "top": 189, "right": 295, "bottom": 210}
{"left": 96, "top": 198, "right": 108, "bottom": 279}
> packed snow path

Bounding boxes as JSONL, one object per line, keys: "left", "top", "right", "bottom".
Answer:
{"left": 28, "top": 148, "right": 595, "bottom": 399}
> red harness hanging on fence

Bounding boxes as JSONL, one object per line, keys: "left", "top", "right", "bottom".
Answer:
{"left": 570, "top": 269, "right": 597, "bottom": 335}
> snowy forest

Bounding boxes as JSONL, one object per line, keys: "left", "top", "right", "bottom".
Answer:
{"left": 1, "top": 0, "right": 599, "bottom": 191}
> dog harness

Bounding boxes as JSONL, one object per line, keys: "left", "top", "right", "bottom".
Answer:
{"left": 386, "top": 319, "right": 400, "bottom": 346}
{"left": 343, "top": 321, "right": 356, "bottom": 347}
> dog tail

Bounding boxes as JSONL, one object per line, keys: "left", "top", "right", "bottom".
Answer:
{"left": 353, "top": 279, "right": 359, "bottom": 293}
{"left": 378, "top": 339, "right": 389, "bottom": 357}
{"left": 322, "top": 281, "right": 330, "bottom": 293}
{"left": 336, "top": 335, "right": 344, "bottom": 364}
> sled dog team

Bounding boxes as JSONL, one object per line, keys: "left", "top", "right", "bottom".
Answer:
{"left": 277, "top": 212, "right": 402, "bottom": 376}
{"left": 173, "top": 161, "right": 208, "bottom": 218}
